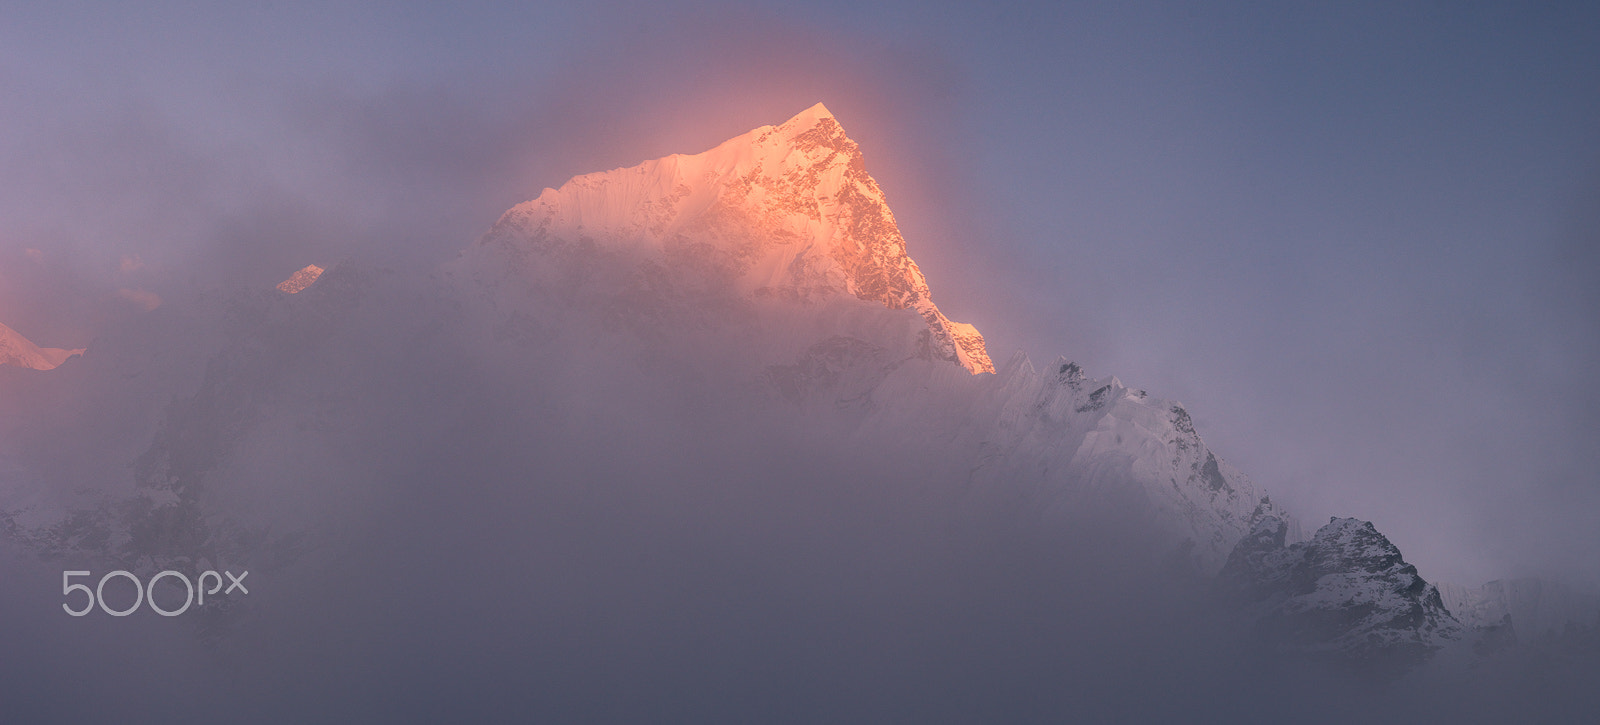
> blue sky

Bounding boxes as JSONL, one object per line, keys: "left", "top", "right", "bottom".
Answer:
{"left": 2, "top": 0, "right": 1597, "bottom": 587}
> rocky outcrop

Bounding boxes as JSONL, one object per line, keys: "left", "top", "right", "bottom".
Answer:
{"left": 276, "top": 264, "right": 325, "bottom": 294}
{"left": 1220, "top": 515, "right": 1464, "bottom": 664}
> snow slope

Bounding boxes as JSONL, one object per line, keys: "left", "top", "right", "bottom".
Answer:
{"left": 0, "top": 321, "right": 83, "bottom": 370}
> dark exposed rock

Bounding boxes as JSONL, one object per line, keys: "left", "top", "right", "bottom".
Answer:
{"left": 1220, "top": 515, "right": 1465, "bottom": 667}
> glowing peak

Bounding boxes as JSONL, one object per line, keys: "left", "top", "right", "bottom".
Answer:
{"left": 782, "top": 102, "right": 835, "bottom": 129}
{"left": 476, "top": 103, "right": 995, "bottom": 374}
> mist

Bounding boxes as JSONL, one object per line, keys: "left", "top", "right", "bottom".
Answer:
{"left": 4, "top": 2, "right": 1597, "bottom": 589}
{"left": 7, "top": 261, "right": 1596, "bottom": 722}
{"left": 3, "top": 1, "right": 1600, "bottom": 721}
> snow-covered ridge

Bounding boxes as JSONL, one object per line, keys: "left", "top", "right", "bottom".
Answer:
{"left": 472, "top": 103, "right": 993, "bottom": 374}
{"left": 0, "top": 321, "right": 83, "bottom": 370}
{"left": 820, "top": 351, "right": 1299, "bottom": 572}
{"left": 1438, "top": 578, "right": 1600, "bottom": 637}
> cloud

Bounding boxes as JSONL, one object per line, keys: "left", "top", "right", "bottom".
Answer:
{"left": 115, "top": 287, "right": 161, "bottom": 311}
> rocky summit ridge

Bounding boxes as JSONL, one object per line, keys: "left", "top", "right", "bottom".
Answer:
{"left": 1220, "top": 515, "right": 1466, "bottom": 663}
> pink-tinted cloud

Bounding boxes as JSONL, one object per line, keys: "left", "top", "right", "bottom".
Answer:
{"left": 115, "top": 287, "right": 161, "bottom": 311}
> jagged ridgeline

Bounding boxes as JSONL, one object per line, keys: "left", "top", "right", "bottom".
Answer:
{"left": 450, "top": 103, "right": 1294, "bottom": 573}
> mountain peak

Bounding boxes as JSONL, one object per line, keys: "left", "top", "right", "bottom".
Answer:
{"left": 780, "top": 102, "right": 835, "bottom": 130}
{"left": 1221, "top": 515, "right": 1464, "bottom": 663}
{"left": 476, "top": 104, "right": 994, "bottom": 373}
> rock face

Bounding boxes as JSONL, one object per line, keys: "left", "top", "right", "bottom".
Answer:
{"left": 0, "top": 321, "right": 83, "bottom": 370}
{"left": 1220, "top": 515, "right": 1464, "bottom": 663}
{"left": 466, "top": 103, "right": 992, "bottom": 374}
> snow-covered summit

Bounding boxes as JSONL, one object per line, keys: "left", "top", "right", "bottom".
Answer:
{"left": 471, "top": 103, "right": 993, "bottom": 373}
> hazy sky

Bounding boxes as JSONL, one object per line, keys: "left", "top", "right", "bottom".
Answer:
{"left": 2, "top": 1, "right": 1597, "bottom": 587}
